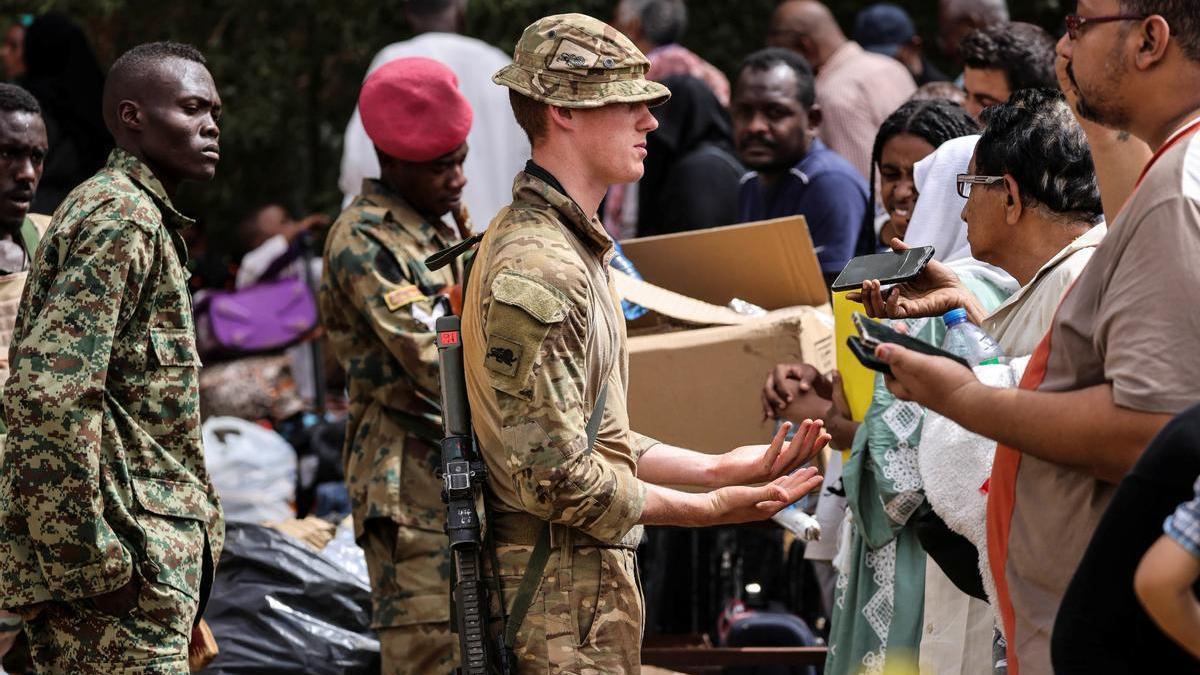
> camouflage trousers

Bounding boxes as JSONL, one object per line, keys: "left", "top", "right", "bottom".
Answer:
{"left": 21, "top": 576, "right": 195, "bottom": 674}
{"left": 378, "top": 623, "right": 456, "bottom": 675}
{"left": 361, "top": 519, "right": 455, "bottom": 674}
{"left": 486, "top": 535, "right": 645, "bottom": 674}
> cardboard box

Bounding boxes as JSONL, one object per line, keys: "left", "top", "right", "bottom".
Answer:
{"left": 620, "top": 215, "right": 829, "bottom": 311}
{"left": 615, "top": 216, "right": 835, "bottom": 455}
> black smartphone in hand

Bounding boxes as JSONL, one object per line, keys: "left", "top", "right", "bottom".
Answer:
{"left": 831, "top": 246, "right": 936, "bottom": 292}
{"left": 848, "top": 313, "right": 972, "bottom": 375}
{"left": 847, "top": 336, "right": 894, "bottom": 376}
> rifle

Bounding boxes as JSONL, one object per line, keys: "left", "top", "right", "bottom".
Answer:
{"left": 435, "top": 315, "right": 508, "bottom": 674}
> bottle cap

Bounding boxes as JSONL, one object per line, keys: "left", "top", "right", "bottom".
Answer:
{"left": 942, "top": 308, "right": 968, "bottom": 327}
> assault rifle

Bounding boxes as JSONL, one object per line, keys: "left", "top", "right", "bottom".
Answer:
{"left": 435, "top": 315, "right": 510, "bottom": 674}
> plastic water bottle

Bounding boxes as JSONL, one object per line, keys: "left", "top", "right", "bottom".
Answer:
{"left": 609, "top": 240, "right": 648, "bottom": 320}
{"left": 941, "top": 308, "right": 1005, "bottom": 365}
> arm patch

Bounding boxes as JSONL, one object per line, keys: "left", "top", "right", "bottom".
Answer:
{"left": 484, "top": 270, "right": 571, "bottom": 400}
{"left": 491, "top": 270, "right": 569, "bottom": 323}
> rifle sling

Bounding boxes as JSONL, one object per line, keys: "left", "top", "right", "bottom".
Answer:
{"left": 502, "top": 383, "right": 608, "bottom": 649}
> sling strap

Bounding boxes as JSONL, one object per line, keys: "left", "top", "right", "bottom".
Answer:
{"left": 502, "top": 383, "right": 608, "bottom": 649}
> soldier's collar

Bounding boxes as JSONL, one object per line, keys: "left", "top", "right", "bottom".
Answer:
{"left": 517, "top": 161, "right": 613, "bottom": 259}
{"left": 106, "top": 148, "right": 196, "bottom": 231}
{"left": 359, "top": 178, "right": 456, "bottom": 245}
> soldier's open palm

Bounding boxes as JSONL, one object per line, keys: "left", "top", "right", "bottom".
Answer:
{"left": 716, "top": 420, "right": 830, "bottom": 487}
{"left": 705, "top": 468, "right": 823, "bottom": 525}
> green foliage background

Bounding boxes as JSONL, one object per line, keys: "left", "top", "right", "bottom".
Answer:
{"left": 16, "top": 0, "right": 1065, "bottom": 254}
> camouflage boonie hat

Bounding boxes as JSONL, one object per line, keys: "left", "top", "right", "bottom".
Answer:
{"left": 493, "top": 13, "right": 671, "bottom": 109}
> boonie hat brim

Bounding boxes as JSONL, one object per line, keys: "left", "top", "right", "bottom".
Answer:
{"left": 493, "top": 63, "right": 671, "bottom": 109}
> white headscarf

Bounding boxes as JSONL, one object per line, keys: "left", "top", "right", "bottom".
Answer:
{"left": 903, "top": 135, "right": 1018, "bottom": 292}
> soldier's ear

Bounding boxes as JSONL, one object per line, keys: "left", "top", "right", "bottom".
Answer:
{"left": 117, "top": 100, "right": 142, "bottom": 132}
{"left": 547, "top": 105, "right": 575, "bottom": 133}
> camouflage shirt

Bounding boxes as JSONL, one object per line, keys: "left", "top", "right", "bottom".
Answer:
{"left": 0, "top": 148, "right": 223, "bottom": 610}
{"left": 462, "top": 167, "right": 657, "bottom": 546}
{"left": 320, "top": 179, "right": 461, "bottom": 538}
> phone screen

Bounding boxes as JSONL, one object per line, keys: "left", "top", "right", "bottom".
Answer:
{"left": 830, "top": 246, "right": 936, "bottom": 292}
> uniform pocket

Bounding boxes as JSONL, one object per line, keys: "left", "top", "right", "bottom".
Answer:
{"left": 574, "top": 547, "right": 604, "bottom": 647}
{"left": 149, "top": 327, "right": 201, "bottom": 367}
{"left": 130, "top": 476, "right": 209, "bottom": 600}
{"left": 580, "top": 548, "right": 641, "bottom": 652}
{"left": 484, "top": 270, "right": 570, "bottom": 401}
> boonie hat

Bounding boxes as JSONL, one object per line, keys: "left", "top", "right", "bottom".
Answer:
{"left": 854, "top": 3, "right": 917, "bottom": 57}
{"left": 360, "top": 57, "right": 473, "bottom": 162}
{"left": 493, "top": 13, "right": 671, "bottom": 109}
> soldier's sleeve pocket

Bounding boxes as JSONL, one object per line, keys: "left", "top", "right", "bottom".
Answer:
{"left": 149, "top": 327, "right": 201, "bottom": 367}
{"left": 485, "top": 270, "right": 570, "bottom": 401}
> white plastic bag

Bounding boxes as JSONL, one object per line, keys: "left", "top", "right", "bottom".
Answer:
{"left": 203, "top": 416, "right": 297, "bottom": 523}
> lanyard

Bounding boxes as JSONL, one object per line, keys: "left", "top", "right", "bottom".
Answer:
{"left": 1136, "top": 115, "right": 1200, "bottom": 188}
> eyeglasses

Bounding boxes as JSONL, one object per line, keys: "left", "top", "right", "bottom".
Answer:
{"left": 1064, "top": 14, "right": 1148, "bottom": 40}
{"left": 956, "top": 174, "right": 1005, "bottom": 199}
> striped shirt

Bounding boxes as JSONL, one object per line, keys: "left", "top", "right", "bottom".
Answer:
{"left": 814, "top": 42, "right": 916, "bottom": 180}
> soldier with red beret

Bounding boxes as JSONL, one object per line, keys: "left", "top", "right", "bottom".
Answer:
{"left": 318, "top": 56, "right": 472, "bottom": 675}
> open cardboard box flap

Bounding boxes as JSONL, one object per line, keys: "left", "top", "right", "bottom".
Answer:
{"left": 619, "top": 215, "right": 827, "bottom": 310}
{"left": 611, "top": 270, "right": 753, "bottom": 326}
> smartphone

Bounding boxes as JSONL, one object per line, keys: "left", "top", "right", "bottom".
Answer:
{"left": 847, "top": 336, "right": 894, "bottom": 376}
{"left": 830, "top": 246, "right": 936, "bottom": 292}
{"left": 848, "top": 313, "right": 972, "bottom": 374}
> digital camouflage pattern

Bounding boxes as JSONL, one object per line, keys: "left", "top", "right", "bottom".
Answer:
{"left": 0, "top": 148, "right": 223, "bottom": 671}
{"left": 23, "top": 578, "right": 194, "bottom": 674}
{"left": 462, "top": 168, "right": 659, "bottom": 672}
{"left": 493, "top": 13, "right": 670, "bottom": 109}
{"left": 319, "top": 178, "right": 461, "bottom": 651}
{"left": 0, "top": 214, "right": 49, "bottom": 389}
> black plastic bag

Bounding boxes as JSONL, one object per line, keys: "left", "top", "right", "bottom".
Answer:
{"left": 201, "top": 522, "right": 379, "bottom": 674}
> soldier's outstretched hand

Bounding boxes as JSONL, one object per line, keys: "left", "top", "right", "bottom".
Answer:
{"left": 704, "top": 468, "right": 824, "bottom": 525}
{"left": 712, "top": 420, "right": 830, "bottom": 487}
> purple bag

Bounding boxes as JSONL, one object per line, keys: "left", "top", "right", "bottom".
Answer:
{"left": 195, "top": 276, "right": 318, "bottom": 359}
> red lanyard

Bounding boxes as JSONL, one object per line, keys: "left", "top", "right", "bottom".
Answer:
{"left": 1136, "top": 115, "right": 1200, "bottom": 189}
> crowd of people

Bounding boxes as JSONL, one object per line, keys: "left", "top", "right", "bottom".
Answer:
{"left": 0, "top": 1, "right": 1197, "bottom": 674}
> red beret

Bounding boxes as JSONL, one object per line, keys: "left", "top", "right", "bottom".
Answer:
{"left": 359, "top": 57, "right": 473, "bottom": 162}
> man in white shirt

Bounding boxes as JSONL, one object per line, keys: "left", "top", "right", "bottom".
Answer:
{"left": 338, "top": 0, "right": 527, "bottom": 223}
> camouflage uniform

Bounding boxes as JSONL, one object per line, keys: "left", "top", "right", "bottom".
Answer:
{"left": 319, "top": 178, "right": 463, "bottom": 674}
{"left": 461, "top": 14, "right": 669, "bottom": 673}
{"left": 0, "top": 213, "right": 49, "bottom": 656}
{"left": 0, "top": 148, "right": 224, "bottom": 674}
{"left": 0, "top": 213, "right": 49, "bottom": 388}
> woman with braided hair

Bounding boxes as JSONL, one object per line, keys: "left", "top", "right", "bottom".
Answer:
{"left": 856, "top": 97, "right": 980, "bottom": 256}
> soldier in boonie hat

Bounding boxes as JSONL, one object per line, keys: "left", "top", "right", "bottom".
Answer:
{"left": 451, "top": 11, "right": 828, "bottom": 675}
{"left": 493, "top": 12, "right": 670, "bottom": 108}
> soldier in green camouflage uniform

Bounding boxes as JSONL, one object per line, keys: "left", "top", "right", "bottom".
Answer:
{"left": 0, "top": 42, "right": 224, "bottom": 674}
{"left": 319, "top": 57, "right": 472, "bottom": 675}
{"left": 463, "top": 14, "right": 828, "bottom": 673}
{"left": 0, "top": 82, "right": 50, "bottom": 663}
